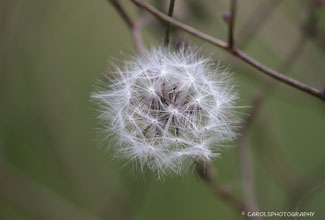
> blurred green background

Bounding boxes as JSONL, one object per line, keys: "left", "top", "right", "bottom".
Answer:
{"left": 1, "top": 0, "right": 325, "bottom": 219}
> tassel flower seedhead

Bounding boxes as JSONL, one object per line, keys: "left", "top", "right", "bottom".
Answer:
{"left": 92, "top": 47, "right": 239, "bottom": 176}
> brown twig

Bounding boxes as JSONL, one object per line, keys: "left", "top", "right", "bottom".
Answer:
{"left": 130, "top": 0, "right": 325, "bottom": 101}
{"left": 132, "top": 0, "right": 228, "bottom": 47}
{"left": 164, "top": 0, "right": 176, "bottom": 47}
{"left": 227, "top": 0, "right": 237, "bottom": 49}
{"left": 109, "top": 0, "right": 145, "bottom": 55}
{"left": 197, "top": 163, "right": 249, "bottom": 218}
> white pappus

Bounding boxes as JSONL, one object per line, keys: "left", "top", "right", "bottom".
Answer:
{"left": 92, "top": 46, "right": 239, "bottom": 176}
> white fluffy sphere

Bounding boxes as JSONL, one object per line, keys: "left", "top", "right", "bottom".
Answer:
{"left": 92, "top": 47, "right": 239, "bottom": 176}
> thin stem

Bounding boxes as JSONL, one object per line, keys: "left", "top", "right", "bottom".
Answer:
{"left": 109, "top": 0, "right": 145, "bottom": 55}
{"left": 131, "top": 0, "right": 228, "bottom": 49}
{"left": 164, "top": 0, "right": 176, "bottom": 47}
{"left": 228, "top": 0, "right": 237, "bottom": 49}
{"left": 130, "top": 0, "right": 325, "bottom": 101}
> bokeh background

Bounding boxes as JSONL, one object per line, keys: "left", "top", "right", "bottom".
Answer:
{"left": 1, "top": 0, "right": 325, "bottom": 219}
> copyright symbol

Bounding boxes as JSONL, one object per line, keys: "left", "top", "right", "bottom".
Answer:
{"left": 241, "top": 211, "right": 245, "bottom": 216}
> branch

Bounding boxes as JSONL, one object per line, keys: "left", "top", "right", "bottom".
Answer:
{"left": 197, "top": 163, "right": 250, "bottom": 218}
{"left": 237, "top": 0, "right": 321, "bottom": 140}
{"left": 130, "top": 0, "right": 325, "bottom": 101}
{"left": 109, "top": 0, "right": 145, "bottom": 55}
{"left": 164, "top": 0, "right": 176, "bottom": 47}
{"left": 227, "top": 0, "right": 237, "bottom": 49}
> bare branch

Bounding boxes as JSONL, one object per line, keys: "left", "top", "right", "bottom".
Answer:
{"left": 227, "top": 0, "right": 237, "bottom": 49}
{"left": 231, "top": 48, "right": 323, "bottom": 100}
{"left": 238, "top": 0, "right": 322, "bottom": 141}
{"left": 197, "top": 163, "right": 250, "bottom": 218}
{"left": 109, "top": 0, "right": 133, "bottom": 28}
{"left": 109, "top": 0, "right": 145, "bottom": 55}
{"left": 164, "top": 0, "right": 176, "bottom": 47}
{"left": 132, "top": 0, "right": 228, "bottom": 48}
{"left": 130, "top": 0, "right": 325, "bottom": 101}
